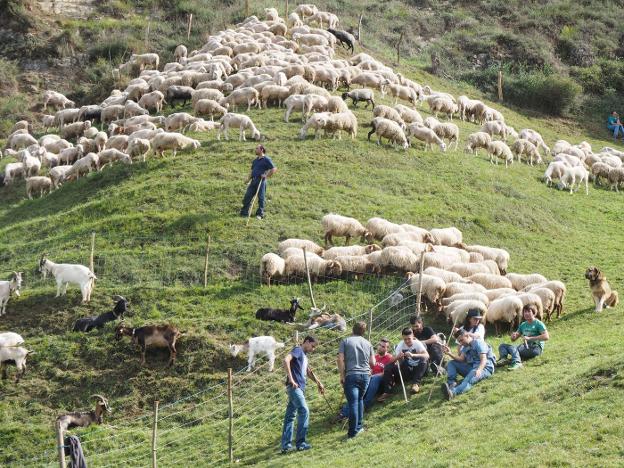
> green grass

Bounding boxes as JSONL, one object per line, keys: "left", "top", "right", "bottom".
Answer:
{"left": 2, "top": 44, "right": 624, "bottom": 468}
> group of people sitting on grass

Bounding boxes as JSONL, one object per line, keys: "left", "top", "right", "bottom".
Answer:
{"left": 279, "top": 304, "right": 549, "bottom": 453}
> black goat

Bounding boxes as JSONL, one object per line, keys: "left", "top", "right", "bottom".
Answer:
{"left": 327, "top": 28, "right": 355, "bottom": 54}
{"left": 166, "top": 85, "right": 194, "bottom": 107}
{"left": 56, "top": 395, "right": 110, "bottom": 432}
{"left": 255, "top": 298, "right": 303, "bottom": 323}
{"left": 72, "top": 295, "right": 129, "bottom": 332}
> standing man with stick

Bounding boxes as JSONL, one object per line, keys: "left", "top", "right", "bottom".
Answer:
{"left": 240, "top": 145, "right": 277, "bottom": 220}
{"left": 337, "top": 321, "right": 375, "bottom": 439}
{"left": 281, "top": 336, "right": 324, "bottom": 454}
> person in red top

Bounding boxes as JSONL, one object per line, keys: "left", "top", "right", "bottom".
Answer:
{"left": 337, "top": 338, "right": 393, "bottom": 421}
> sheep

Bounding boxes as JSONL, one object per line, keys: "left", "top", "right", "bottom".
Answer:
{"left": 217, "top": 113, "right": 262, "bottom": 142}
{"left": 561, "top": 165, "right": 590, "bottom": 194}
{"left": 2, "top": 161, "right": 25, "bottom": 185}
{"left": 365, "top": 217, "right": 404, "bottom": 241}
{"left": 341, "top": 89, "right": 375, "bottom": 108}
{"left": 457, "top": 96, "right": 481, "bottom": 121}
{"left": 524, "top": 281, "right": 566, "bottom": 318}
{"left": 487, "top": 141, "right": 514, "bottom": 167}
{"left": 299, "top": 111, "right": 332, "bottom": 139}
{"left": 322, "top": 213, "right": 373, "bottom": 246}
{"left": 553, "top": 153, "right": 583, "bottom": 167}
{"left": 322, "top": 244, "right": 381, "bottom": 259}
{"left": 49, "top": 165, "right": 73, "bottom": 188}
{"left": 166, "top": 85, "right": 195, "bottom": 108}
{"left": 174, "top": 44, "right": 188, "bottom": 62}
{"left": 39, "top": 255, "right": 96, "bottom": 303}
{"left": 443, "top": 281, "right": 487, "bottom": 298}
{"left": 127, "top": 138, "right": 151, "bottom": 162}
{"left": 350, "top": 73, "right": 389, "bottom": 95}
{"left": 483, "top": 295, "right": 523, "bottom": 335}
{"left": 220, "top": 87, "right": 260, "bottom": 112}
{"left": 441, "top": 292, "right": 490, "bottom": 308}
{"left": 322, "top": 111, "right": 358, "bottom": 140}
{"left": 115, "top": 323, "right": 181, "bottom": 366}
{"left": 193, "top": 99, "right": 229, "bottom": 122}
{"left": 511, "top": 138, "right": 542, "bottom": 165}
{"left": 505, "top": 273, "right": 548, "bottom": 291}
{"left": 288, "top": 12, "right": 304, "bottom": 27}
{"left": 406, "top": 124, "right": 447, "bottom": 152}
{"left": 67, "top": 153, "right": 100, "bottom": 179}
{"left": 41, "top": 114, "right": 56, "bottom": 132}
{"left": 427, "top": 96, "right": 457, "bottom": 120}
{"left": 372, "top": 105, "right": 405, "bottom": 127}
{"left": 544, "top": 161, "right": 567, "bottom": 187}
{"left": 295, "top": 3, "right": 318, "bottom": 19}
{"left": 260, "top": 253, "right": 286, "bottom": 286}
{"left": 591, "top": 162, "right": 612, "bottom": 186}
{"left": 367, "top": 117, "right": 409, "bottom": 149}
{"left": 379, "top": 247, "right": 419, "bottom": 272}
{"left": 25, "top": 177, "right": 52, "bottom": 199}
{"left": 327, "top": 96, "right": 350, "bottom": 113}
{"left": 58, "top": 145, "right": 84, "bottom": 165}
{"left": 256, "top": 298, "right": 303, "bottom": 323}
{"left": 150, "top": 132, "right": 200, "bottom": 157}
{"left": 519, "top": 129, "right": 550, "bottom": 155}
{"left": 18, "top": 150, "right": 41, "bottom": 177}
{"left": 423, "top": 267, "right": 465, "bottom": 284}
{"left": 306, "top": 11, "right": 339, "bottom": 29}
{"left": 0, "top": 273, "right": 22, "bottom": 316}
{"left": 446, "top": 300, "right": 489, "bottom": 325}
{"left": 406, "top": 272, "right": 446, "bottom": 308}
{"left": 165, "top": 112, "right": 200, "bottom": 132}
{"left": 101, "top": 105, "right": 125, "bottom": 125}
{"left": 130, "top": 52, "right": 160, "bottom": 70}
{"left": 284, "top": 254, "right": 342, "bottom": 281}
{"left": 327, "top": 28, "right": 355, "bottom": 53}
{"left": 467, "top": 273, "right": 513, "bottom": 290}
{"left": 552, "top": 140, "right": 572, "bottom": 155}
{"left": 607, "top": 167, "right": 624, "bottom": 192}
{"left": 386, "top": 83, "right": 419, "bottom": 106}
{"left": 394, "top": 104, "right": 423, "bottom": 125}
{"left": 7, "top": 133, "right": 38, "bottom": 150}
{"left": 483, "top": 288, "right": 516, "bottom": 302}
{"left": 230, "top": 336, "right": 285, "bottom": 372}
{"left": 138, "top": 91, "right": 166, "bottom": 113}
{"left": 105, "top": 135, "right": 129, "bottom": 151}
{"left": 260, "top": 85, "right": 290, "bottom": 108}
{"left": 530, "top": 288, "right": 557, "bottom": 321}
{"left": 42, "top": 90, "right": 75, "bottom": 110}
{"left": 334, "top": 255, "right": 380, "bottom": 277}
{"left": 464, "top": 132, "right": 492, "bottom": 156}
{"left": 45, "top": 138, "right": 73, "bottom": 154}
{"left": 446, "top": 263, "right": 491, "bottom": 278}
{"left": 73, "top": 296, "right": 129, "bottom": 332}
{"left": 462, "top": 245, "right": 509, "bottom": 274}
{"left": 283, "top": 94, "right": 308, "bottom": 123}
{"left": 385, "top": 226, "right": 434, "bottom": 244}
{"left": 277, "top": 239, "right": 324, "bottom": 256}
{"left": 124, "top": 100, "right": 148, "bottom": 118}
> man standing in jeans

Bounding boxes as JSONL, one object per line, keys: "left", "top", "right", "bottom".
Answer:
{"left": 498, "top": 305, "right": 550, "bottom": 370}
{"left": 281, "top": 336, "right": 324, "bottom": 453}
{"left": 240, "top": 145, "right": 277, "bottom": 220}
{"left": 337, "top": 321, "right": 375, "bottom": 439}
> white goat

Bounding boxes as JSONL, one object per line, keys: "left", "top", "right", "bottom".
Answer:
{"left": 38, "top": 256, "right": 96, "bottom": 303}
{"left": 0, "top": 272, "right": 22, "bottom": 316}
{"left": 230, "top": 336, "right": 285, "bottom": 372}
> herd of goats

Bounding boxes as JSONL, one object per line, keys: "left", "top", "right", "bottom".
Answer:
{"left": 0, "top": 2, "right": 616, "bottom": 445}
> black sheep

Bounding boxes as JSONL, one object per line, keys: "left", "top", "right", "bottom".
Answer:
{"left": 256, "top": 298, "right": 303, "bottom": 323}
{"left": 166, "top": 85, "right": 194, "bottom": 108}
{"left": 72, "top": 296, "right": 129, "bottom": 332}
{"left": 327, "top": 28, "right": 355, "bottom": 54}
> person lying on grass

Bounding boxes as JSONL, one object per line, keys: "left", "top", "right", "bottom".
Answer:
{"left": 497, "top": 304, "right": 549, "bottom": 371}
{"left": 441, "top": 329, "right": 496, "bottom": 400}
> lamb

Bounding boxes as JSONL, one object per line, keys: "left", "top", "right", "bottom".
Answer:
{"left": 462, "top": 245, "right": 509, "bottom": 274}
{"left": 487, "top": 141, "right": 514, "bottom": 167}
{"left": 256, "top": 298, "right": 303, "bottom": 323}
{"left": 283, "top": 254, "right": 342, "bottom": 281}
{"left": 0, "top": 272, "right": 22, "bottom": 316}
{"left": 510, "top": 139, "right": 542, "bottom": 165}
{"left": 42, "top": 114, "right": 56, "bottom": 132}
{"left": 25, "top": 177, "right": 52, "bottom": 199}
{"left": 367, "top": 117, "right": 409, "bottom": 149}
{"left": 561, "top": 165, "right": 589, "bottom": 194}
{"left": 277, "top": 239, "right": 324, "bottom": 256}
{"left": 73, "top": 296, "right": 129, "bottom": 332}
{"left": 42, "top": 90, "right": 75, "bottom": 110}
{"left": 299, "top": 111, "right": 332, "bottom": 139}
{"left": 18, "top": 149, "right": 41, "bottom": 177}
{"left": 1, "top": 344, "right": 34, "bottom": 383}
{"left": 151, "top": 132, "right": 200, "bottom": 157}
{"left": 394, "top": 104, "right": 423, "bottom": 125}
{"left": 283, "top": 94, "right": 309, "bottom": 123}
{"left": 97, "top": 149, "right": 133, "bottom": 168}
{"left": 2, "top": 162, "right": 25, "bottom": 185}
{"left": 322, "top": 213, "right": 373, "bottom": 246}
{"left": 322, "top": 244, "right": 381, "bottom": 259}
{"left": 505, "top": 273, "right": 548, "bottom": 291}
{"left": 405, "top": 124, "right": 447, "bottom": 152}
{"left": 365, "top": 217, "right": 404, "bottom": 241}
{"left": 483, "top": 295, "right": 524, "bottom": 335}
{"left": 519, "top": 129, "right": 550, "bottom": 155}
{"left": 39, "top": 255, "right": 96, "bottom": 303}
{"left": 115, "top": 323, "right": 181, "bottom": 366}
{"left": 260, "top": 253, "right": 286, "bottom": 286}
{"left": 138, "top": 91, "right": 166, "bottom": 113}
{"left": 230, "top": 336, "right": 285, "bottom": 372}
{"left": 165, "top": 112, "right": 200, "bottom": 132}
{"left": 217, "top": 113, "right": 262, "bottom": 141}
{"left": 341, "top": 89, "right": 375, "bottom": 108}
{"left": 288, "top": 12, "right": 304, "bottom": 27}
{"left": 406, "top": 272, "right": 446, "bottom": 308}
{"left": 467, "top": 273, "right": 513, "bottom": 290}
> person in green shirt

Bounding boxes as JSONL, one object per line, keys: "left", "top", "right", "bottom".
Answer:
{"left": 607, "top": 111, "right": 624, "bottom": 141}
{"left": 497, "top": 305, "right": 549, "bottom": 371}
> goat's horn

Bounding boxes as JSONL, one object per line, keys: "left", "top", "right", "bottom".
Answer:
{"left": 112, "top": 295, "right": 126, "bottom": 302}
{"left": 91, "top": 394, "right": 107, "bottom": 402}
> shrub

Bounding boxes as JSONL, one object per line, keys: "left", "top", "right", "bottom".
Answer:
{"left": 503, "top": 72, "right": 581, "bottom": 116}
{"left": 87, "top": 38, "right": 130, "bottom": 63}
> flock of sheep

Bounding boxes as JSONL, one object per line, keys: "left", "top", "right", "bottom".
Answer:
{"left": 261, "top": 213, "right": 567, "bottom": 335}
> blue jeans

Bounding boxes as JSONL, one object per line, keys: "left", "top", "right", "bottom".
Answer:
{"left": 241, "top": 178, "right": 266, "bottom": 216}
{"left": 340, "top": 374, "right": 382, "bottom": 418}
{"left": 608, "top": 124, "right": 624, "bottom": 138}
{"left": 499, "top": 343, "right": 542, "bottom": 365}
{"left": 447, "top": 360, "right": 493, "bottom": 396}
{"left": 281, "top": 386, "right": 309, "bottom": 450}
{"left": 344, "top": 373, "right": 370, "bottom": 437}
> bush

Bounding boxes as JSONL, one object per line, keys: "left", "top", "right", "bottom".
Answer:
{"left": 87, "top": 38, "right": 130, "bottom": 63}
{"left": 503, "top": 72, "right": 581, "bottom": 116}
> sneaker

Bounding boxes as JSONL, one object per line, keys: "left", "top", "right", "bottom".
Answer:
{"left": 495, "top": 358, "right": 509, "bottom": 368}
{"left": 442, "top": 382, "right": 454, "bottom": 400}
{"left": 410, "top": 384, "right": 420, "bottom": 394}
{"left": 281, "top": 445, "right": 293, "bottom": 454}
{"left": 297, "top": 442, "right": 312, "bottom": 451}
{"left": 507, "top": 362, "right": 523, "bottom": 371}
{"left": 256, "top": 215, "right": 263, "bottom": 220}
{"left": 377, "top": 393, "right": 391, "bottom": 403}
{"left": 240, "top": 212, "right": 249, "bottom": 217}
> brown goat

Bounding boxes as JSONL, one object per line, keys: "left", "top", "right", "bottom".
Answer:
{"left": 115, "top": 324, "right": 181, "bottom": 366}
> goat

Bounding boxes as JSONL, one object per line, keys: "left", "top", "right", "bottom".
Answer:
{"left": 304, "top": 307, "right": 347, "bottom": 331}
{"left": 115, "top": 324, "right": 181, "bottom": 366}
{"left": 38, "top": 254, "right": 96, "bottom": 303}
{"left": 72, "top": 295, "right": 129, "bottom": 332}
{"left": 1, "top": 346, "right": 34, "bottom": 383}
{"left": 56, "top": 395, "right": 111, "bottom": 432}
{"left": 255, "top": 298, "right": 303, "bottom": 323}
{"left": 0, "top": 271, "right": 23, "bottom": 316}
{"left": 230, "top": 336, "right": 285, "bottom": 372}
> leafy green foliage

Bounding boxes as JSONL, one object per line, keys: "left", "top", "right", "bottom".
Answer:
{"left": 504, "top": 72, "right": 582, "bottom": 116}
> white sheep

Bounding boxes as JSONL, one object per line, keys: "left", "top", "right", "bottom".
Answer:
{"left": 322, "top": 244, "right": 381, "bottom": 259}
{"left": 130, "top": 53, "right": 160, "bottom": 70}
{"left": 483, "top": 288, "right": 517, "bottom": 302}
{"left": 44, "top": 138, "right": 73, "bottom": 154}
{"left": 124, "top": 100, "right": 148, "bottom": 118}
{"left": 174, "top": 44, "right": 188, "bottom": 62}
{"left": 283, "top": 254, "right": 342, "bottom": 281}
{"left": 519, "top": 129, "right": 550, "bottom": 155}
{"left": 423, "top": 267, "right": 466, "bottom": 284}
{"left": 299, "top": 111, "right": 332, "bottom": 139}
{"left": 322, "top": 213, "right": 372, "bottom": 246}
{"left": 260, "top": 85, "right": 290, "bottom": 108}
{"left": 323, "top": 112, "right": 358, "bottom": 140}
{"left": 260, "top": 253, "right": 285, "bottom": 286}
{"left": 405, "top": 124, "right": 447, "bottom": 152}
{"left": 446, "top": 300, "right": 488, "bottom": 325}
{"left": 464, "top": 132, "right": 492, "bottom": 156}
{"left": 561, "top": 165, "right": 589, "bottom": 194}
{"left": 0, "top": 273, "right": 22, "bottom": 316}
{"left": 217, "top": 113, "right": 262, "bottom": 141}
{"left": 42, "top": 90, "right": 75, "bottom": 110}
{"left": 406, "top": 272, "right": 446, "bottom": 308}
{"left": 372, "top": 105, "right": 405, "bottom": 127}
{"left": 277, "top": 239, "right": 324, "bottom": 256}
{"left": 68, "top": 153, "right": 99, "bottom": 179}
{"left": 19, "top": 150, "right": 41, "bottom": 177}
{"left": 467, "top": 273, "right": 513, "bottom": 290}
{"left": 510, "top": 139, "right": 542, "bottom": 165}
{"left": 367, "top": 117, "right": 409, "bottom": 149}
{"left": 505, "top": 273, "right": 548, "bottom": 291}
{"left": 487, "top": 141, "right": 513, "bottom": 167}
{"left": 39, "top": 256, "right": 96, "bottom": 303}
{"left": 334, "top": 255, "right": 379, "bottom": 277}
{"left": 552, "top": 140, "right": 572, "bottom": 155}
{"left": 98, "top": 149, "right": 133, "bottom": 168}
{"left": 49, "top": 165, "right": 73, "bottom": 188}
{"left": 25, "top": 177, "right": 52, "bottom": 199}
{"left": 387, "top": 83, "right": 419, "bottom": 107}
{"left": 365, "top": 217, "right": 404, "bottom": 241}
{"left": 429, "top": 227, "right": 462, "bottom": 247}
{"left": 530, "top": 288, "right": 557, "bottom": 321}
{"left": 7, "top": 133, "right": 38, "bottom": 151}
{"left": 58, "top": 145, "right": 84, "bottom": 165}
{"left": 394, "top": 104, "right": 423, "bottom": 125}
{"left": 463, "top": 245, "right": 510, "bottom": 275}
{"left": 483, "top": 295, "right": 523, "bottom": 335}
{"left": 427, "top": 96, "right": 457, "bottom": 120}
{"left": 220, "top": 87, "right": 260, "bottom": 112}
{"left": 341, "top": 89, "right": 375, "bottom": 108}
{"left": 327, "top": 96, "right": 350, "bottom": 113}
{"left": 442, "top": 292, "right": 490, "bottom": 308}
{"left": 194, "top": 99, "right": 229, "bottom": 121}
{"left": 544, "top": 161, "right": 567, "bottom": 186}
{"left": 151, "top": 132, "right": 200, "bottom": 157}
{"left": 138, "top": 91, "right": 166, "bottom": 113}
{"left": 127, "top": 138, "right": 151, "bottom": 162}
{"left": 524, "top": 280, "right": 566, "bottom": 319}
{"left": 443, "top": 281, "right": 487, "bottom": 298}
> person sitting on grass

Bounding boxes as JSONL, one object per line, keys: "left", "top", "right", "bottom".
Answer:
{"left": 410, "top": 315, "right": 444, "bottom": 374}
{"left": 441, "top": 329, "right": 496, "bottom": 401}
{"left": 453, "top": 309, "right": 486, "bottom": 341}
{"left": 336, "top": 338, "right": 393, "bottom": 421}
{"left": 607, "top": 111, "right": 624, "bottom": 141}
{"left": 497, "top": 305, "right": 550, "bottom": 371}
{"left": 377, "top": 328, "right": 429, "bottom": 402}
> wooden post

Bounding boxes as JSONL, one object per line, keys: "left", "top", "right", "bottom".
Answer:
{"left": 227, "top": 368, "right": 234, "bottom": 464}
{"left": 498, "top": 70, "right": 503, "bottom": 101}
{"left": 89, "top": 231, "right": 96, "bottom": 273}
{"left": 415, "top": 251, "right": 426, "bottom": 315}
{"left": 396, "top": 31, "right": 404, "bottom": 65}
{"left": 203, "top": 236, "right": 211, "bottom": 288}
{"left": 56, "top": 421, "right": 66, "bottom": 468}
{"left": 302, "top": 248, "right": 317, "bottom": 309}
{"left": 294, "top": 330, "right": 299, "bottom": 345}
{"left": 367, "top": 308, "right": 373, "bottom": 341}
{"left": 187, "top": 14, "right": 193, "bottom": 41}
{"left": 285, "top": 0, "right": 288, "bottom": 19}
{"left": 245, "top": 0, "right": 249, "bottom": 18}
{"left": 151, "top": 400, "right": 159, "bottom": 468}
{"left": 357, "top": 14, "right": 363, "bottom": 43}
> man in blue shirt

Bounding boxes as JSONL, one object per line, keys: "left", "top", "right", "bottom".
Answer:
{"left": 281, "top": 336, "right": 325, "bottom": 453}
{"left": 441, "top": 329, "right": 495, "bottom": 400}
{"left": 240, "top": 145, "right": 277, "bottom": 220}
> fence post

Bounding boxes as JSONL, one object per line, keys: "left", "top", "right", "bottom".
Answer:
{"left": 203, "top": 236, "right": 211, "bottom": 288}
{"left": 367, "top": 308, "right": 373, "bottom": 341}
{"left": 284, "top": 0, "right": 288, "bottom": 19}
{"left": 358, "top": 14, "right": 363, "bottom": 43}
{"left": 396, "top": 31, "right": 404, "bottom": 65}
{"left": 245, "top": 0, "right": 249, "bottom": 18}
{"left": 151, "top": 400, "right": 159, "bottom": 468}
{"left": 227, "top": 368, "right": 234, "bottom": 464}
{"left": 187, "top": 14, "right": 193, "bottom": 41}
{"left": 498, "top": 70, "right": 504, "bottom": 101}
{"left": 294, "top": 330, "right": 299, "bottom": 345}
{"left": 302, "top": 248, "right": 317, "bottom": 309}
{"left": 89, "top": 231, "right": 96, "bottom": 273}
{"left": 56, "top": 421, "right": 66, "bottom": 468}
{"left": 415, "top": 251, "right": 425, "bottom": 315}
